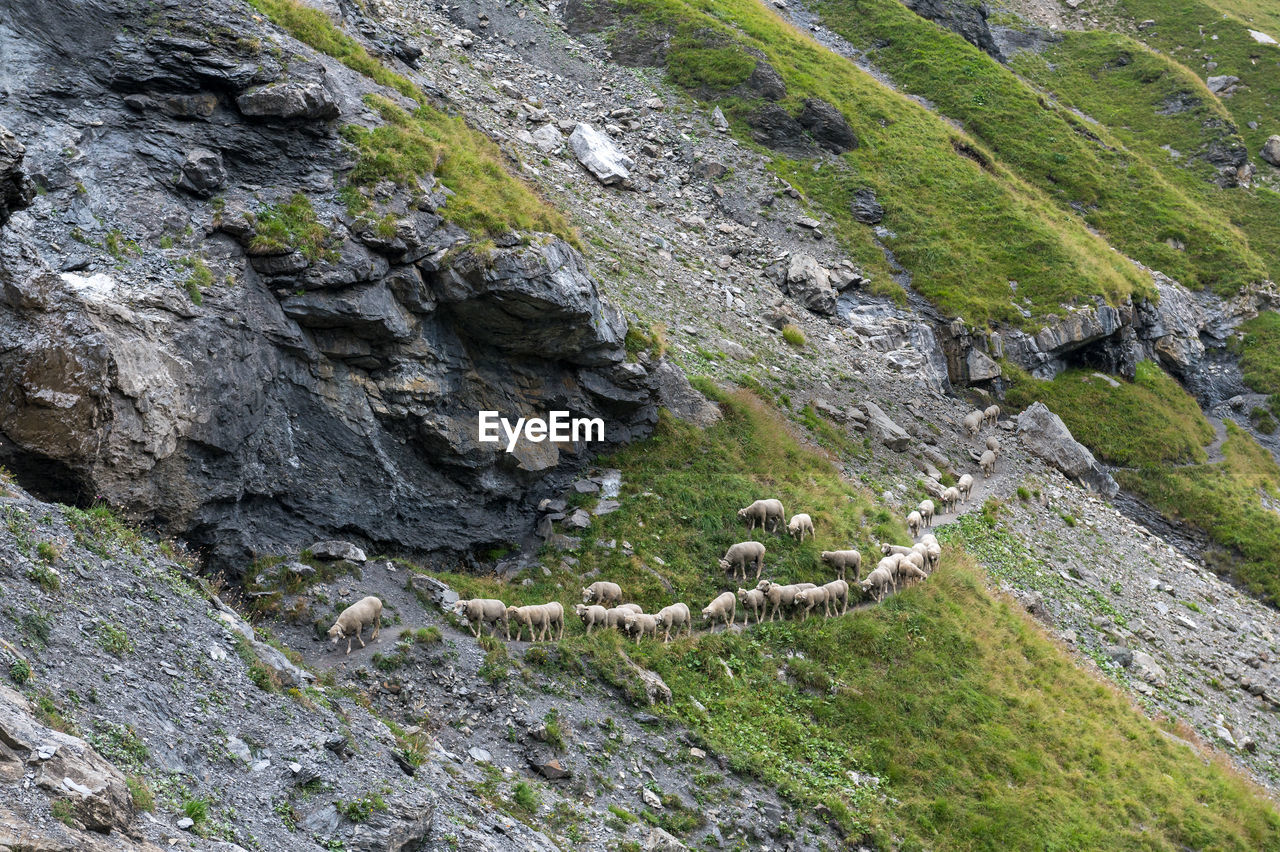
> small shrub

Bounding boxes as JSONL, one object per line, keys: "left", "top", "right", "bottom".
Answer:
{"left": 179, "top": 255, "right": 214, "bottom": 305}
{"left": 8, "top": 657, "right": 31, "bottom": 685}
{"left": 250, "top": 193, "right": 332, "bottom": 260}
{"left": 338, "top": 793, "right": 388, "bottom": 822}
{"left": 182, "top": 795, "right": 210, "bottom": 824}
{"left": 511, "top": 781, "right": 540, "bottom": 814}
{"left": 50, "top": 799, "right": 76, "bottom": 827}
{"left": 127, "top": 775, "right": 155, "bottom": 811}
{"left": 26, "top": 563, "right": 60, "bottom": 593}
{"left": 781, "top": 324, "right": 806, "bottom": 347}
{"left": 97, "top": 622, "right": 133, "bottom": 656}
{"left": 412, "top": 626, "right": 441, "bottom": 644}
{"left": 36, "top": 541, "right": 59, "bottom": 563}
{"left": 1016, "top": 486, "right": 1031, "bottom": 501}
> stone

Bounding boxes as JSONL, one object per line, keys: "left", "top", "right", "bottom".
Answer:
{"left": 796, "top": 98, "right": 857, "bottom": 153}
{"left": 565, "top": 508, "right": 592, "bottom": 530}
{"left": 1130, "top": 650, "right": 1167, "bottom": 687}
{"left": 569, "top": 122, "right": 634, "bottom": 185}
{"left": 178, "top": 817, "right": 196, "bottom": 830}
{"left": 643, "top": 826, "right": 688, "bottom": 851}
{"left": 530, "top": 123, "right": 564, "bottom": 154}
{"left": 0, "top": 124, "right": 35, "bottom": 227}
{"left": 745, "top": 103, "right": 810, "bottom": 154}
{"left": 641, "top": 787, "right": 663, "bottom": 809}
{"left": 849, "top": 188, "right": 884, "bottom": 224}
{"left": 309, "top": 540, "right": 367, "bottom": 562}
{"left": 861, "top": 401, "right": 911, "bottom": 451}
{"left": 177, "top": 147, "right": 227, "bottom": 197}
{"left": 1107, "top": 646, "right": 1133, "bottom": 667}
{"left": 410, "top": 575, "right": 458, "bottom": 608}
{"left": 236, "top": 79, "right": 339, "bottom": 120}
{"left": 710, "top": 106, "right": 729, "bottom": 131}
{"left": 1260, "top": 135, "right": 1280, "bottom": 167}
{"left": 784, "top": 254, "right": 837, "bottom": 315}
{"left": 651, "top": 359, "right": 721, "bottom": 428}
{"left": 966, "top": 348, "right": 1001, "bottom": 382}
{"left": 468, "top": 746, "right": 492, "bottom": 763}
{"left": 1206, "top": 75, "right": 1239, "bottom": 94}
{"left": 1016, "top": 402, "right": 1119, "bottom": 496}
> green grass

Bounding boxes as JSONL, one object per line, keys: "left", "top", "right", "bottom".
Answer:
{"left": 1118, "top": 422, "right": 1280, "bottom": 605}
{"left": 250, "top": 193, "right": 332, "bottom": 260}
{"left": 246, "top": 0, "right": 574, "bottom": 242}
{"left": 780, "top": 323, "right": 805, "bottom": 347}
{"left": 1004, "top": 361, "right": 1215, "bottom": 467}
{"left": 1231, "top": 311, "right": 1280, "bottom": 403}
{"left": 417, "top": 388, "right": 1280, "bottom": 846}
{"left": 179, "top": 254, "right": 213, "bottom": 305}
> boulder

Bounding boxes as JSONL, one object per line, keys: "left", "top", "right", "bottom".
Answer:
{"left": 849, "top": 188, "right": 884, "bottom": 224}
{"left": 568, "top": 122, "right": 633, "bottom": 185}
{"left": 650, "top": 359, "right": 721, "bottom": 428}
{"left": 1261, "top": 135, "right": 1280, "bottom": 167}
{"left": 784, "top": 254, "right": 837, "bottom": 315}
{"left": 796, "top": 98, "right": 857, "bottom": 154}
{"left": 177, "top": 147, "right": 227, "bottom": 197}
{"left": 530, "top": 123, "right": 564, "bottom": 154}
{"left": 745, "top": 104, "right": 811, "bottom": 155}
{"left": 236, "top": 79, "right": 339, "bottom": 120}
{"left": 281, "top": 283, "right": 415, "bottom": 342}
{"left": 0, "top": 125, "right": 35, "bottom": 227}
{"left": 1206, "top": 74, "right": 1239, "bottom": 94}
{"left": 966, "top": 348, "right": 1001, "bottom": 382}
{"left": 1016, "top": 402, "right": 1119, "bottom": 496}
{"left": 309, "top": 540, "right": 368, "bottom": 562}
{"left": 1129, "top": 650, "right": 1167, "bottom": 687}
{"left": 861, "top": 401, "right": 911, "bottom": 451}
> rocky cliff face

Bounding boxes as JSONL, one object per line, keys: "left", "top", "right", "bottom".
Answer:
{"left": 0, "top": 0, "right": 707, "bottom": 572}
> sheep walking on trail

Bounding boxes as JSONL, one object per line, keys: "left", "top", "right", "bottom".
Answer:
{"left": 702, "top": 592, "right": 736, "bottom": 632}
{"left": 328, "top": 596, "right": 383, "bottom": 655}
{"left": 654, "top": 603, "right": 692, "bottom": 642}
{"left": 963, "top": 410, "right": 983, "bottom": 435}
{"left": 787, "top": 513, "right": 815, "bottom": 541}
{"left": 720, "top": 541, "right": 766, "bottom": 581}
{"left": 623, "top": 612, "right": 659, "bottom": 644}
{"left": 737, "top": 499, "right": 785, "bottom": 533}
{"left": 507, "top": 602, "right": 565, "bottom": 642}
{"left": 983, "top": 405, "right": 1000, "bottom": 428}
{"left": 821, "top": 549, "right": 861, "bottom": 582}
{"left": 604, "top": 606, "right": 639, "bottom": 630}
{"left": 980, "top": 449, "right": 997, "bottom": 478}
{"left": 907, "top": 510, "right": 922, "bottom": 538}
{"left": 575, "top": 604, "right": 608, "bottom": 633}
{"left": 756, "top": 580, "right": 815, "bottom": 622}
{"left": 986, "top": 435, "right": 1001, "bottom": 453}
{"left": 917, "top": 500, "right": 935, "bottom": 529}
{"left": 737, "top": 587, "right": 766, "bottom": 625}
{"left": 582, "top": 581, "right": 622, "bottom": 607}
{"left": 941, "top": 487, "right": 960, "bottom": 513}
{"left": 860, "top": 566, "right": 895, "bottom": 602}
{"left": 920, "top": 533, "right": 941, "bottom": 570}
{"left": 452, "top": 598, "right": 507, "bottom": 639}
{"left": 794, "top": 585, "right": 831, "bottom": 619}
{"left": 900, "top": 563, "right": 928, "bottom": 587}
{"left": 957, "top": 474, "right": 974, "bottom": 503}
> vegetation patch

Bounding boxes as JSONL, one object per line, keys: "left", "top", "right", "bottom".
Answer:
{"left": 1231, "top": 311, "right": 1280, "bottom": 410}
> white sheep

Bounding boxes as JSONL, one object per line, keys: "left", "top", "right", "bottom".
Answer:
{"left": 983, "top": 404, "right": 1000, "bottom": 427}
{"left": 823, "top": 579, "right": 850, "bottom": 615}
{"left": 755, "top": 580, "right": 816, "bottom": 621}
{"left": 603, "top": 606, "right": 638, "bottom": 630}
{"left": 957, "top": 474, "right": 974, "bottom": 503}
{"left": 860, "top": 566, "right": 895, "bottom": 602}
{"left": 654, "top": 603, "right": 692, "bottom": 642}
{"left": 327, "top": 596, "right": 383, "bottom": 654}
{"left": 719, "top": 541, "right": 766, "bottom": 581}
{"left": 820, "top": 549, "right": 861, "bottom": 582}
{"left": 508, "top": 602, "right": 565, "bottom": 642}
{"left": 941, "top": 486, "right": 960, "bottom": 513}
{"left": 980, "top": 449, "right": 996, "bottom": 478}
{"left": 702, "top": 591, "right": 736, "bottom": 632}
{"left": 899, "top": 563, "right": 928, "bottom": 587}
{"left": 876, "top": 554, "right": 905, "bottom": 593}
{"left": 902, "top": 549, "right": 927, "bottom": 574}
{"left": 880, "top": 542, "right": 915, "bottom": 557}
{"left": 794, "top": 585, "right": 831, "bottom": 619}
{"left": 906, "top": 510, "right": 922, "bottom": 538}
{"left": 962, "top": 409, "right": 983, "bottom": 435}
{"left": 787, "top": 513, "right": 815, "bottom": 541}
{"left": 920, "top": 533, "right": 941, "bottom": 570}
{"left": 622, "top": 611, "right": 659, "bottom": 644}
{"left": 581, "top": 581, "right": 622, "bottom": 607}
{"left": 452, "top": 598, "right": 508, "bottom": 639}
{"left": 917, "top": 499, "right": 935, "bottom": 529}
{"left": 736, "top": 587, "right": 766, "bottom": 625}
{"left": 575, "top": 603, "right": 608, "bottom": 634}
{"left": 986, "top": 435, "right": 1001, "bottom": 453}
{"left": 737, "top": 498, "right": 785, "bottom": 533}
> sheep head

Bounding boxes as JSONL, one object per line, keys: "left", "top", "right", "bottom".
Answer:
{"left": 755, "top": 579, "right": 772, "bottom": 592}
{"left": 326, "top": 623, "right": 346, "bottom": 642}
{"left": 580, "top": 587, "right": 593, "bottom": 602}
{"left": 717, "top": 558, "right": 731, "bottom": 571}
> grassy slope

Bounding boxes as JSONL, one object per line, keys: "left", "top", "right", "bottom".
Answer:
{"left": 1005, "top": 360, "right": 1280, "bottom": 605}
{"left": 245, "top": 0, "right": 574, "bottom": 239}
{"left": 426, "top": 391, "right": 1280, "bottom": 849}
{"left": 1232, "top": 311, "right": 1280, "bottom": 400}
{"left": 815, "top": 0, "right": 1271, "bottom": 296}
{"left": 601, "top": 0, "right": 1151, "bottom": 326}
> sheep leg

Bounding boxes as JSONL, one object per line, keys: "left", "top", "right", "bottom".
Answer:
{"left": 470, "top": 619, "right": 481, "bottom": 638}
{"left": 755, "top": 557, "right": 763, "bottom": 580}
{"left": 355, "top": 626, "right": 366, "bottom": 649}
{"left": 346, "top": 636, "right": 353, "bottom": 655}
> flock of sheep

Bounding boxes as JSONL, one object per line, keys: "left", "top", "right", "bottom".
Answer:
{"left": 324, "top": 405, "right": 1005, "bottom": 653}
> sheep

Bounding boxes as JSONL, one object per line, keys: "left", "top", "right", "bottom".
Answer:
{"left": 920, "top": 533, "right": 941, "bottom": 570}
{"left": 962, "top": 409, "right": 983, "bottom": 435}
{"left": 737, "top": 498, "right": 785, "bottom": 533}
{"left": 787, "top": 513, "right": 815, "bottom": 541}
{"left": 820, "top": 549, "right": 861, "bottom": 582}
{"left": 616, "top": 603, "right": 644, "bottom": 614}
{"left": 736, "top": 587, "right": 766, "bottom": 625}
{"left": 654, "top": 603, "right": 692, "bottom": 642}
{"left": 755, "top": 580, "right": 816, "bottom": 621}
{"left": 575, "top": 603, "right": 608, "bottom": 634}
{"left": 941, "top": 486, "right": 960, "bottom": 513}
{"left": 860, "top": 566, "right": 895, "bottom": 602}
{"left": 452, "top": 598, "right": 508, "bottom": 639}
{"left": 603, "top": 606, "right": 637, "bottom": 630}
{"left": 880, "top": 542, "right": 915, "bottom": 557}
{"left": 986, "top": 435, "right": 1001, "bottom": 453}
{"left": 508, "top": 602, "right": 565, "bottom": 642}
{"left": 983, "top": 404, "right": 1000, "bottom": 427}
{"left": 327, "top": 596, "right": 383, "bottom": 654}
{"left": 794, "top": 585, "right": 831, "bottom": 619}
{"left": 876, "top": 554, "right": 905, "bottom": 593}
{"left": 899, "top": 563, "right": 928, "bottom": 587}
{"left": 581, "top": 581, "right": 622, "bottom": 607}
{"left": 980, "top": 449, "right": 996, "bottom": 478}
{"left": 719, "top": 541, "right": 766, "bottom": 581}
{"left": 917, "top": 499, "right": 935, "bottom": 529}
{"left": 702, "top": 592, "right": 736, "bottom": 632}
{"left": 957, "top": 474, "right": 974, "bottom": 503}
{"left": 902, "top": 549, "right": 927, "bottom": 574}
{"left": 622, "top": 611, "right": 659, "bottom": 644}
{"left": 907, "top": 510, "right": 922, "bottom": 538}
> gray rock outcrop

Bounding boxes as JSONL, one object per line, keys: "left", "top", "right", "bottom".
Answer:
{"left": 862, "top": 400, "right": 911, "bottom": 451}
{"left": 1261, "top": 135, "right": 1280, "bottom": 167}
{"left": 1016, "top": 402, "right": 1118, "bottom": 496}
{"left": 784, "top": 254, "right": 837, "bottom": 315}
{"left": 569, "top": 122, "right": 633, "bottom": 185}
{"left": 0, "top": 126, "right": 34, "bottom": 227}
